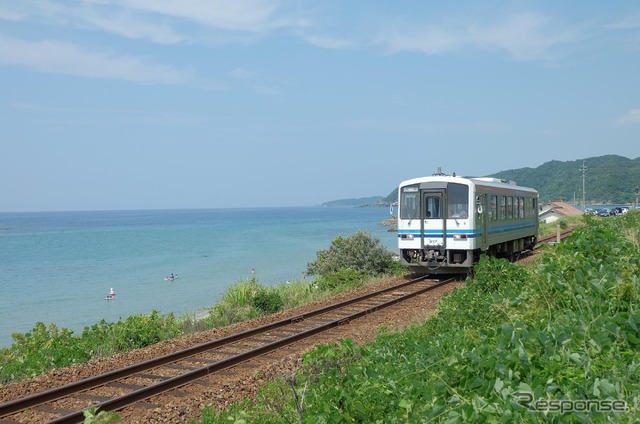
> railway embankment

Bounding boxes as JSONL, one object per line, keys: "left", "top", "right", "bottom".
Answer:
{"left": 209, "top": 211, "right": 640, "bottom": 423}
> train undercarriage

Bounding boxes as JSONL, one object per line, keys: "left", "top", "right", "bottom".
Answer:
{"left": 401, "top": 235, "right": 537, "bottom": 275}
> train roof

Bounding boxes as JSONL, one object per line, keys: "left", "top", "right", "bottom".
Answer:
{"left": 399, "top": 175, "right": 538, "bottom": 194}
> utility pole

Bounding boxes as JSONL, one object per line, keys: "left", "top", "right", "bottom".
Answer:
{"left": 579, "top": 161, "right": 587, "bottom": 210}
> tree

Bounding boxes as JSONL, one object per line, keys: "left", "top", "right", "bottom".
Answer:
{"left": 306, "top": 231, "right": 395, "bottom": 276}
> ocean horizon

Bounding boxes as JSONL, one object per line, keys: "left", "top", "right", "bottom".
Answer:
{"left": 0, "top": 206, "right": 397, "bottom": 348}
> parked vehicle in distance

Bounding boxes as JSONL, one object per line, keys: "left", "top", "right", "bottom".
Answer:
{"left": 611, "top": 207, "right": 628, "bottom": 216}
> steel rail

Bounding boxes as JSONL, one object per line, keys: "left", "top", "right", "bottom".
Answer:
{"left": 0, "top": 275, "right": 443, "bottom": 419}
{"left": 536, "top": 230, "right": 573, "bottom": 248}
{"left": 46, "top": 277, "right": 453, "bottom": 424}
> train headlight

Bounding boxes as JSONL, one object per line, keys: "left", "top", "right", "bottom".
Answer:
{"left": 453, "top": 234, "right": 467, "bottom": 240}
{"left": 400, "top": 234, "right": 414, "bottom": 240}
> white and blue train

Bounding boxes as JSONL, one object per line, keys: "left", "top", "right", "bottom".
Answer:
{"left": 397, "top": 173, "right": 539, "bottom": 274}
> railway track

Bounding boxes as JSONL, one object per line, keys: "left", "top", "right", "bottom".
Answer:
{"left": 508, "top": 229, "right": 573, "bottom": 264}
{"left": 537, "top": 228, "right": 573, "bottom": 244}
{"left": 0, "top": 276, "right": 455, "bottom": 424}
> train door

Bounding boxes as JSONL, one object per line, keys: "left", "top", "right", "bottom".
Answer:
{"left": 421, "top": 190, "right": 446, "bottom": 251}
{"left": 476, "top": 194, "right": 488, "bottom": 248}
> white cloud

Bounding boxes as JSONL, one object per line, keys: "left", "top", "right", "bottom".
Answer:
{"left": 0, "top": 0, "right": 305, "bottom": 45}
{"left": 381, "top": 12, "right": 578, "bottom": 60}
{"left": 0, "top": 1, "right": 185, "bottom": 44}
{"left": 0, "top": 35, "right": 190, "bottom": 84}
{"left": 78, "top": 10, "right": 185, "bottom": 44}
{"left": 616, "top": 109, "right": 640, "bottom": 126}
{"left": 470, "top": 13, "right": 573, "bottom": 60}
{"left": 115, "top": 0, "right": 296, "bottom": 32}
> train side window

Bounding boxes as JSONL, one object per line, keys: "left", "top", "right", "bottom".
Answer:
{"left": 490, "top": 195, "right": 497, "bottom": 221}
{"left": 500, "top": 196, "right": 506, "bottom": 220}
{"left": 507, "top": 196, "right": 513, "bottom": 219}
{"left": 519, "top": 197, "right": 525, "bottom": 218}
{"left": 529, "top": 197, "right": 535, "bottom": 218}
{"left": 447, "top": 183, "right": 469, "bottom": 218}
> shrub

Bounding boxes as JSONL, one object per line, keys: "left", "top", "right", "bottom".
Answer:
{"left": 206, "top": 278, "right": 291, "bottom": 326}
{"left": 109, "top": 310, "right": 182, "bottom": 350}
{"left": 252, "top": 289, "right": 284, "bottom": 314}
{"left": 0, "top": 322, "right": 88, "bottom": 382}
{"left": 221, "top": 278, "right": 262, "bottom": 307}
{"left": 205, "top": 303, "right": 261, "bottom": 328}
{"left": 306, "top": 231, "right": 395, "bottom": 276}
{"left": 314, "top": 268, "right": 366, "bottom": 292}
{"left": 275, "top": 280, "right": 320, "bottom": 309}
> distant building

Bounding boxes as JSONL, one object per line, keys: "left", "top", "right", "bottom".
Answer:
{"left": 539, "top": 200, "right": 583, "bottom": 223}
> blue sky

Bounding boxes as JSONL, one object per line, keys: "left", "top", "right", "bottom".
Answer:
{"left": 1, "top": 1, "right": 639, "bottom": 212}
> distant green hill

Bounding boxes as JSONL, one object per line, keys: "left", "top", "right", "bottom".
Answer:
{"left": 320, "top": 196, "right": 384, "bottom": 207}
{"left": 489, "top": 155, "right": 640, "bottom": 205}
{"left": 330, "top": 155, "right": 640, "bottom": 207}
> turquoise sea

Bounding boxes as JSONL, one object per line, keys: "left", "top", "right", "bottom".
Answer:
{"left": 0, "top": 207, "right": 397, "bottom": 348}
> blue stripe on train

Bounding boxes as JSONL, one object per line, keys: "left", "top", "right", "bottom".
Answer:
{"left": 398, "top": 222, "right": 536, "bottom": 239}
{"left": 398, "top": 230, "right": 480, "bottom": 239}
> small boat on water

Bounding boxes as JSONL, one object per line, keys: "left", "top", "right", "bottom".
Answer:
{"left": 164, "top": 273, "right": 177, "bottom": 281}
{"left": 106, "top": 288, "right": 116, "bottom": 300}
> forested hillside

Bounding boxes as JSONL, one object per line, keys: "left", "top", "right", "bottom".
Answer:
{"left": 491, "top": 155, "right": 640, "bottom": 205}
{"left": 378, "top": 155, "right": 639, "bottom": 206}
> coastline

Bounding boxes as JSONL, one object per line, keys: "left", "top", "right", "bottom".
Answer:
{"left": 0, "top": 207, "right": 397, "bottom": 348}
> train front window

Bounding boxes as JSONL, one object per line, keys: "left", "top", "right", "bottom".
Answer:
{"left": 400, "top": 186, "right": 419, "bottom": 219}
{"left": 447, "top": 183, "right": 469, "bottom": 219}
